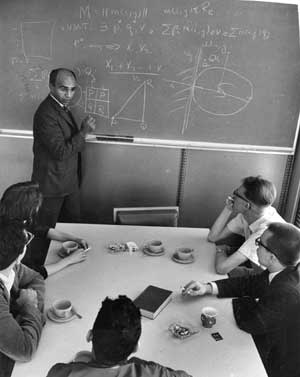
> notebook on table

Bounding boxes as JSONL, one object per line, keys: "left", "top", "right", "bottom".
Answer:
{"left": 134, "top": 285, "right": 173, "bottom": 319}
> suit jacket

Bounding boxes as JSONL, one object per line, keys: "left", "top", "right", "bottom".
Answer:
{"left": 32, "top": 95, "right": 86, "bottom": 197}
{"left": 0, "top": 264, "right": 45, "bottom": 376}
{"left": 215, "top": 266, "right": 300, "bottom": 377}
{"left": 46, "top": 356, "right": 192, "bottom": 377}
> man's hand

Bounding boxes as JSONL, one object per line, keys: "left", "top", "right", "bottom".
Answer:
{"left": 225, "top": 195, "right": 234, "bottom": 211}
{"left": 80, "top": 115, "right": 96, "bottom": 136}
{"left": 75, "top": 238, "right": 89, "bottom": 250}
{"left": 17, "top": 288, "right": 38, "bottom": 308}
{"left": 181, "top": 280, "right": 211, "bottom": 296}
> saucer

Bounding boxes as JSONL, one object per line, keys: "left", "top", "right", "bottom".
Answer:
{"left": 47, "top": 308, "right": 76, "bottom": 323}
{"left": 172, "top": 252, "right": 195, "bottom": 264}
{"left": 142, "top": 245, "right": 165, "bottom": 256}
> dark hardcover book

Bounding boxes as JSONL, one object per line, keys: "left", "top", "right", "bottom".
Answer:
{"left": 134, "top": 285, "right": 173, "bottom": 319}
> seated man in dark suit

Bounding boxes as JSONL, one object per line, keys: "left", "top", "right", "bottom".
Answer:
{"left": 183, "top": 222, "right": 300, "bottom": 377}
{"left": 47, "top": 295, "right": 192, "bottom": 377}
{"left": 0, "top": 221, "right": 45, "bottom": 377}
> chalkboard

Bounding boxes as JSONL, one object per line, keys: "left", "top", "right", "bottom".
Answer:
{"left": 0, "top": 0, "right": 300, "bottom": 150}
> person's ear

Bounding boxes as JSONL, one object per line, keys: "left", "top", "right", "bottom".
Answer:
{"left": 132, "top": 341, "right": 140, "bottom": 354}
{"left": 86, "top": 329, "right": 93, "bottom": 343}
{"left": 245, "top": 202, "right": 251, "bottom": 210}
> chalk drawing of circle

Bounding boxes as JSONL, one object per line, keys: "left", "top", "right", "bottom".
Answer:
{"left": 193, "top": 67, "right": 253, "bottom": 116}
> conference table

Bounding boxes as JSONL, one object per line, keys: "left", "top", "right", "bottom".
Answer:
{"left": 12, "top": 224, "right": 267, "bottom": 377}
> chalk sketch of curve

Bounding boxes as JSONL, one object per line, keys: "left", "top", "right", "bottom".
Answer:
{"left": 111, "top": 80, "right": 152, "bottom": 130}
{"left": 165, "top": 48, "right": 253, "bottom": 134}
{"left": 20, "top": 21, "right": 55, "bottom": 62}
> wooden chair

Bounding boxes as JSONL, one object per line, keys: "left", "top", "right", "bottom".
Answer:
{"left": 113, "top": 206, "right": 179, "bottom": 227}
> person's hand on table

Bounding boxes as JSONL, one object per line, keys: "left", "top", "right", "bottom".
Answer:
{"left": 75, "top": 238, "right": 89, "bottom": 250}
{"left": 64, "top": 248, "right": 88, "bottom": 266}
{"left": 181, "top": 280, "right": 212, "bottom": 296}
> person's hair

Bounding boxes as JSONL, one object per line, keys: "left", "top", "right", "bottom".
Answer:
{"left": 267, "top": 222, "right": 300, "bottom": 266}
{"left": 0, "top": 221, "right": 27, "bottom": 269}
{"left": 92, "top": 295, "right": 141, "bottom": 365}
{"left": 49, "top": 68, "right": 77, "bottom": 86}
{"left": 0, "top": 181, "right": 43, "bottom": 225}
{"left": 242, "top": 176, "right": 276, "bottom": 207}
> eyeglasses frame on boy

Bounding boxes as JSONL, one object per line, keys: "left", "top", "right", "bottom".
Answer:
{"left": 255, "top": 237, "right": 275, "bottom": 255}
{"left": 25, "top": 231, "right": 35, "bottom": 247}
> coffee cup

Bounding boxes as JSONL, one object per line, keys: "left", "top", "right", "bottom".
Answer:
{"left": 52, "top": 299, "right": 73, "bottom": 318}
{"left": 201, "top": 306, "right": 217, "bottom": 328}
{"left": 62, "top": 241, "right": 79, "bottom": 255}
{"left": 176, "top": 247, "right": 193, "bottom": 260}
{"left": 148, "top": 240, "right": 163, "bottom": 253}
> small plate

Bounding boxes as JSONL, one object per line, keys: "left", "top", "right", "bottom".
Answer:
{"left": 47, "top": 308, "right": 76, "bottom": 323}
{"left": 172, "top": 252, "right": 195, "bottom": 264}
{"left": 142, "top": 245, "right": 165, "bottom": 256}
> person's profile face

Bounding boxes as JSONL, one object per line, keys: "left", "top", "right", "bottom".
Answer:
{"left": 232, "top": 185, "right": 251, "bottom": 212}
{"left": 256, "top": 230, "right": 273, "bottom": 267}
{"left": 50, "top": 72, "right": 77, "bottom": 105}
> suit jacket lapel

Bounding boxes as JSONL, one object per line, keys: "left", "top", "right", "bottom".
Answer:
{"left": 58, "top": 106, "right": 79, "bottom": 131}
{"left": 48, "top": 96, "right": 78, "bottom": 130}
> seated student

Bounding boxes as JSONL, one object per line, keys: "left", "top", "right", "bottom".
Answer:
{"left": 207, "top": 176, "right": 284, "bottom": 276}
{"left": 47, "top": 295, "right": 192, "bottom": 377}
{"left": 0, "top": 221, "right": 45, "bottom": 377}
{"left": 183, "top": 222, "right": 300, "bottom": 377}
{"left": 0, "top": 181, "right": 89, "bottom": 278}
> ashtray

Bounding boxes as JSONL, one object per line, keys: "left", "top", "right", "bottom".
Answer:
{"left": 169, "top": 322, "right": 199, "bottom": 339}
{"left": 107, "top": 241, "right": 139, "bottom": 253}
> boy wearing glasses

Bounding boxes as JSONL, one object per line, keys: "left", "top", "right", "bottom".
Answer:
{"left": 183, "top": 222, "right": 300, "bottom": 377}
{"left": 207, "top": 176, "right": 284, "bottom": 276}
{"left": 0, "top": 222, "right": 45, "bottom": 377}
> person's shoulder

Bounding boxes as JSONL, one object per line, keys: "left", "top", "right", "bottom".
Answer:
{"left": 34, "top": 95, "right": 57, "bottom": 117}
{"left": 128, "top": 357, "right": 192, "bottom": 377}
{"left": 46, "top": 362, "right": 81, "bottom": 377}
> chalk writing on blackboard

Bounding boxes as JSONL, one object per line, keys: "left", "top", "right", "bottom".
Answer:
{"left": 166, "top": 48, "right": 253, "bottom": 134}
{"left": 111, "top": 79, "right": 153, "bottom": 130}
{"left": 85, "top": 87, "right": 110, "bottom": 118}
{"left": 20, "top": 21, "right": 55, "bottom": 62}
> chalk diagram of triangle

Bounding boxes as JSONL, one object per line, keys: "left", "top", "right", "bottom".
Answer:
{"left": 111, "top": 81, "right": 146, "bottom": 124}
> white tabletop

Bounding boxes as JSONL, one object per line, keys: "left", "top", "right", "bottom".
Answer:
{"left": 12, "top": 224, "right": 267, "bottom": 377}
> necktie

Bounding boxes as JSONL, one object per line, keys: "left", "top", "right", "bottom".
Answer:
{"left": 63, "top": 106, "right": 77, "bottom": 129}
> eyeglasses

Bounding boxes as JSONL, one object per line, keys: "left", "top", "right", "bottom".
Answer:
{"left": 233, "top": 190, "right": 251, "bottom": 207}
{"left": 255, "top": 237, "right": 273, "bottom": 254}
{"left": 25, "top": 231, "right": 35, "bottom": 246}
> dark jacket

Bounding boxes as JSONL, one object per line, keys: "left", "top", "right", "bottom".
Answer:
{"left": 46, "top": 357, "right": 192, "bottom": 377}
{"left": 32, "top": 95, "right": 86, "bottom": 197}
{"left": 215, "top": 266, "right": 300, "bottom": 377}
{"left": 0, "top": 264, "right": 45, "bottom": 376}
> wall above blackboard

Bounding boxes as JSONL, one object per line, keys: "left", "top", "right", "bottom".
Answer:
{"left": 0, "top": 0, "right": 299, "bottom": 152}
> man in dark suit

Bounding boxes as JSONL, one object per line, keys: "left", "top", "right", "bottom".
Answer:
{"left": 183, "top": 222, "right": 300, "bottom": 377}
{"left": 32, "top": 68, "right": 96, "bottom": 228}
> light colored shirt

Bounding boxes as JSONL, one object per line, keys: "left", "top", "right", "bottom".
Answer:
{"left": 227, "top": 207, "right": 285, "bottom": 266}
{"left": 0, "top": 269, "right": 15, "bottom": 297}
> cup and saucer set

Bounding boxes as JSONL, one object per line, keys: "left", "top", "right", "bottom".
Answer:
{"left": 142, "top": 240, "right": 165, "bottom": 256}
{"left": 57, "top": 241, "right": 79, "bottom": 258}
{"left": 47, "top": 299, "right": 77, "bottom": 323}
{"left": 172, "top": 248, "right": 195, "bottom": 264}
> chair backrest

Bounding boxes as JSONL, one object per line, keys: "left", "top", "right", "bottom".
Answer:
{"left": 113, "top": 206, "right": 179, "bottom": 227}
